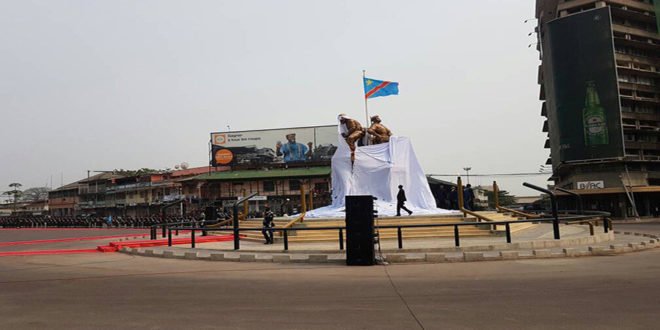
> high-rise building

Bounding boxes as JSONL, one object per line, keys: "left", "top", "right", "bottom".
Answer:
{"left": 536, "top": 0, "right": 660, "bottom": 217}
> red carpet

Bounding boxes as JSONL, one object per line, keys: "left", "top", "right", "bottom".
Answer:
{"left": 99, "top": 235, "right": 236, "bottom": 252}
{"left": 0, "top": 249, "right": 100, "bottom": 257}
{"left": 0, "top": 233, "right": 234, "bottom": 256}
{"left": 0, "top": 234, "right": 149, "bottom": 247}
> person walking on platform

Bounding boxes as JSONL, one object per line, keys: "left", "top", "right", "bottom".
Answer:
{"left": 464, "top": 184, "right": 475, "bottom": 211}
{"left": 262, "top": 206, "right": 275, "bottom": 244}
{"left": 396, "top": 185, "right": 413, "bottom": 216}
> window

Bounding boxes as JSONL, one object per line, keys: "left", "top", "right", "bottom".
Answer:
{"left": 289, "top": 180, "right": 301, "bottom": 191}
{"left": 263, "top": 181, "right": 275, "bottom": 192}
{"left": 636, "top": 106, "right": 655, "bottom": 114}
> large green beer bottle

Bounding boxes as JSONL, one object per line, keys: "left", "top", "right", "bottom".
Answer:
{"left": 583, "top": 81, "right": 609, "bottom": 145}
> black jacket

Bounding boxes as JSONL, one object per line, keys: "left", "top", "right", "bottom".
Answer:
{"left": 263, "top": 211, "right": 274, "bottom": 227}
{"left": 397, "top": 189, "right": 407, "bottom": 202}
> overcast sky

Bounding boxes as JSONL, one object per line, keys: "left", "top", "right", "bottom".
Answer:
{"left": 0, "top": 0, "right": 548, "bottom": 197}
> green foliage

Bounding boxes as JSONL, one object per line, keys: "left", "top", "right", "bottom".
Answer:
{"left": 112, "top": 168, "right": 162, "bottom": 177}
{"left": 3, "top": 183, "right": 23, "bottom": 207}
{"left": 20, "top": 187, "right": 51, "bottom": 202}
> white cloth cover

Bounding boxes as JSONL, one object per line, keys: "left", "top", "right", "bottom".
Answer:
{"left": 305, "top": 129, "right": 456, "bottom": 218}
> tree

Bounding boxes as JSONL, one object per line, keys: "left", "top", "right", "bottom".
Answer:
{"left": 20, "top": 187, "right": 51, "bottom": 202}
{"left": 112, "top": 168, "right": 162, "bottom": 177}
{"left": 4, "top": 183, "right": 23, "bottom": 213}
{"left": 485, "top": 189, "right": 516, "bottom": 208}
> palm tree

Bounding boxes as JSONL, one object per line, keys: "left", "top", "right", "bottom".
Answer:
{"left": 5, "top": 183, "right": 22, "bottom": 214}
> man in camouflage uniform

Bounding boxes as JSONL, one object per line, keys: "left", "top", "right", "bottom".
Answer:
{"left": 367, "top": 115, "right": 392, "bottom": 145}
{"left": 338, "top": 113, "right": 365, "bottom": 163}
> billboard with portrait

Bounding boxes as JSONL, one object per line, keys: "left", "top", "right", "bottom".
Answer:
{"left": 210, "top": 125, "right": 338, "bottom": 167}
{"left": 545, "top": 7, "right": 624, "bottom": 163}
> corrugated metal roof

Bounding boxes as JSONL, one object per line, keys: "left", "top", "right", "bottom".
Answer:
{"left": 185, "top": 167, "right": 331, "bottom": 181}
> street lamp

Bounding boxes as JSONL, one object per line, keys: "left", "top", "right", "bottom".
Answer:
{"left": 463, "top": 167, "right": 472, "bottom": 185}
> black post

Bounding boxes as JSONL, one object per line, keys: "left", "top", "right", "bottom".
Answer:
{"left": 555, "top": 187, "right": 583, "bottom": 215}
{"left": 230, "top": 193, "right": 258, "bottom": 251}
{"left": 162, "top": 224, "right": 166, "bottom": 238}
{"left": 397, "top": 227, "right": 403, "bottom": 249}
{"left": 339, "top": 228, "right": 344, "bottom": 250}
{"left": 505, "top": 223, "right": 511, "bottom": 243}
{"left": 604, "top": 218, "right": 610, "bottom": 233}
{"left": 233, "top": 204, "right": 240, "bottom": 250}
{"left": 523, "top": 182, "right": 560, "bottom": 240}
{"left": 454, "top": 225, "right": 460, "bottom": 247}
{"left": 168, "top": 228, "right": 172, "bottom": 246}
{"left": 283, "top": 230, "right": 288, "bottom": 251}
{"left": 191, "top": 228, "right": 196, "bottom": 248}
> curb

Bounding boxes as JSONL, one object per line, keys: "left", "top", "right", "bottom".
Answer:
{"left": 120, "top": 232, "right": 659, "bottom": 265}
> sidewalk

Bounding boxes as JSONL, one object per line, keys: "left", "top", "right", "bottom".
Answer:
{"left": 121, "top": 223, "right": 659, "bottom": 264}
{"left": 612, "top": 217, "right": 660, "bottom": 224}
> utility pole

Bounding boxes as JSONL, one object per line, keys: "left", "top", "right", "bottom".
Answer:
{"left": 463, "top": 167, "right": 472, "bottom": 185}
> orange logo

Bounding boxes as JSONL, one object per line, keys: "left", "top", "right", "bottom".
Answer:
{"left": 213, "top": 133, "right": 227, "bottom": 145}
{"left": 215, "top": 149, "right": 234, "bottom": 165}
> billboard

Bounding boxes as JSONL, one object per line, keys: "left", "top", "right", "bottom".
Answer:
{"left": 546, "top": 7, "right": 624, "bottom": 163}
{"left": 210, "top": 125, "right": 338, "bottom": 166}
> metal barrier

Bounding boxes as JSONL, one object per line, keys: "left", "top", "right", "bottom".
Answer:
{"left": 555, "top": 187, "right": 584, "bottom": 215}
{"left": 166, "top": 212, "right": 611, "bottom": 250}
{"left": 233, "top": 192, "right": 258, "bottom": 250}
{"left": 523, "top": 182, "right": 560, "bottom": 239}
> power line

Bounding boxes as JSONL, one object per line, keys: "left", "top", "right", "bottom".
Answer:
{"left": 429, "top": 172, "right": 552, "bottom": 177}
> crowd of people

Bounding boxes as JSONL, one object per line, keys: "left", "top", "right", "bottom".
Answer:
{"left": 0, "top": 215, "right": 196, "bottom": 228}
{"left": 434, "top": 184, "right": 476, "bottom": 211}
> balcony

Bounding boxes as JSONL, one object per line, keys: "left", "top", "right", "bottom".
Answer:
{"left": 618, "top": 81, "right": 658, "bottom": 93}
{"left": 615, "top": 53, "right": 660, "bottom": 67}
{"left": 625, "top": 141, "right": 660, "bottom": 150}
{"left": 621, "top": 111, "right": 659, "bottom": 121}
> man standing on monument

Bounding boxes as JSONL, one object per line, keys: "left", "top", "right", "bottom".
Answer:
{"left": 338, "top": 114, "right": 365, "bottom": 163}
{"left": 396, "top": 185, "right": 413, "bottom": 216}
{"left": 367, "top": 115, "right": 392, "bottom": 145}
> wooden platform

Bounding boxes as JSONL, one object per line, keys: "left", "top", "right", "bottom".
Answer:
{"left": 208, "top": 210, "right": 537, "bottom": 243}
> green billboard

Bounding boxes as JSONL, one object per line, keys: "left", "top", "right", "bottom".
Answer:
{"left": 546, "top": 7, "right": 624, "bottom": 162}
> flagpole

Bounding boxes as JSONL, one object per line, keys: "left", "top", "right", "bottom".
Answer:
{"left": 362, "top": 70, "right": 369, "bottom": 141}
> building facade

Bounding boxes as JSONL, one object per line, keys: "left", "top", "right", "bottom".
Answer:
{"left": 536, "top": 0, "right": 660, "bottom": 217}
{"left": 181, "top": 167, "right": 332, "bottom": 217}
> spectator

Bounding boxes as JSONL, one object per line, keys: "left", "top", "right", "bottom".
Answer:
{"left": 463, "top": 184, "right": 475, "bottom": 211}
{"left": 449, "top": 187, "right": 458, "bottom": 210}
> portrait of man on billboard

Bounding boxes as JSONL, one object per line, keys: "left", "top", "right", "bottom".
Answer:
{"left": 276, "top": 133, "right": 308, "bottom": 162}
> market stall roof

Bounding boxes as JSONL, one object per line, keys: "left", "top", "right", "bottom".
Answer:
{"left": 182, "top": 167, "right": 331, "bottom": 182}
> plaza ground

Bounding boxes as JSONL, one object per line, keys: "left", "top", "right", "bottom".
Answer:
{"left": 0, "top": 223, "right": 658, "bottom": 329}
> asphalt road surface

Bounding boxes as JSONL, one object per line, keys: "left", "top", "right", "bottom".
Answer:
{"left": 0, "top": 228, "right": 658, "bottom": 329}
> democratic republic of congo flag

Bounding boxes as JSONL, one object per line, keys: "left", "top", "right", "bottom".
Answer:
{"left": 363, "top": 77, "right": 399, "bottom": 99}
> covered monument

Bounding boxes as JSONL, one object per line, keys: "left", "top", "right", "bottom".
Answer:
{"left": 305, "top": 118, "right": 457, "bottom": 218}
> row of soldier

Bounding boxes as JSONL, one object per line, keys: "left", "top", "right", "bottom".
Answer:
{"left": 0, "top": 215, "right": 198, "bottom": 228}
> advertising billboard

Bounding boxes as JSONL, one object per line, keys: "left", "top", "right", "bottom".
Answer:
{"left": 546, "top": 7, "right": 624, "bottom": 163}
{"left": 210, "top": 125, "right": 338, "bottom": 167}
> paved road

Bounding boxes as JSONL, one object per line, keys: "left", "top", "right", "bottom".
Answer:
{"left": 0, "top": 228, "right": 150, "bottom": 243}
{"left": 617, "top": 222, "right": 660, "bottom": 235}
{"left": 0, "top": 228, "right": 658, "bottom": 329}
{"left": 0, "top": 229, "right": 150, "bottom": 252}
